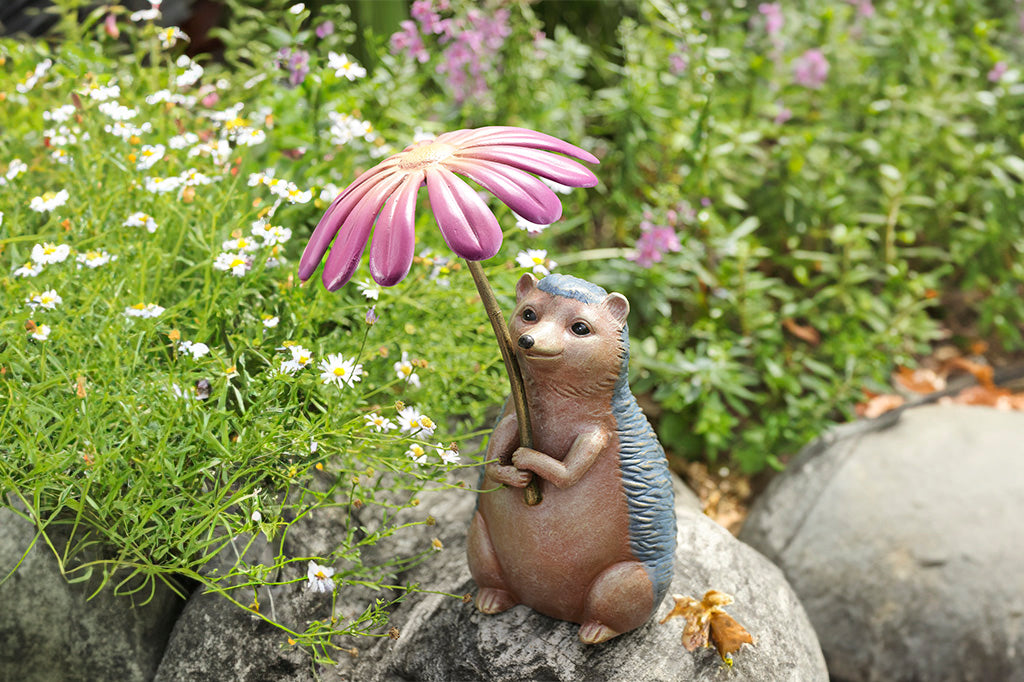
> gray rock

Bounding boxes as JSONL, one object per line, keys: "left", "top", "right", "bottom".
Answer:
{"left": 0, "top": 508, "right": 185, "bottom": 682}
{"left": 359, "top": 475, "right": 826, "bottom": 681}
{"left": 155, "top": 473, "right": 826, "bottom": 681}
{"left": 739, "top": 405, "right": 1024, "bottom": 682}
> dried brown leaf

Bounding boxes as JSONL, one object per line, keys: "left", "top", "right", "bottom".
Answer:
{"left": 857, "top": 393, "right": 905, "bottom": 418}
{"left": 894, "top": 366, "right": 945, "bottom": 394}
{"left": 944, "top": 357, "right": 994, "bottom": 389}
{"left": 709, "top": 611, "right": 754, "bottom": 661}
{"left": 952, "top": 385, "right": 1011, "bottom": 407}
{"left": 662, "top": 590, "right": 750, "bottom": 659}
{"left": 782, "top": 318, "right": 821, "bottom": 345}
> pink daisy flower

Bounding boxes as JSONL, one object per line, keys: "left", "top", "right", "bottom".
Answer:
{"left": 299, "top": 126, "right": 598, "bottom": 289}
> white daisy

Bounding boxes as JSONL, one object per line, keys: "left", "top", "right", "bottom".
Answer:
{"left": 168, "top": 132, "right": 199, "bottom": 149}
{"left": 124, "top": 303, "right": 165, "bottom": 318}
{"left": 356, "top": 279, "right": 380, "bottom": 301}
{"left": 144, "top": 176, "right": 182, "bottom": 194}
{"left": 76, "top": 249, "right": 116, "bottom": 269}
{"left": 31, "top": 242, "right": 71, "bottom": 265}
{"left": 14, "top": 261, "right": 44, "bottom": 278}
{"left": 515, "top": 249, "right": 556, "bottom": 277}
{"left": 213, "top": 251, "right": 252, "bottom": 277}
{"left": 393, "top": 352, "right": 421, "bottom": 388}
{"left": 158, "top": 26, "right": 188, "bottom": 48}
{"left": 405, "top": 443, "right": 429, "bottom": 466}
{"left": 363, "top": 412, "right": 396, "bottom": 433}
{"left": 319, "top": 353, "right": 363, "bottom": 389}
{"left": 5, "top": 158, "right": 27, "bottom": 180}
{"left": 327, "top": 52, "right": 367, "bottom": 81}
{"left": 136, "top": 144, "right": 165, "bottom": 170}
{"left": 124, "top": 211, "right": 159, "bottom": 233}
{"left": 235, "top": 128, "right": 266, "bottom": 146}
{"left": 396, "top": 406, "right": 436, "bottom": 437}
{"left": 30, "top": 324, "right": 51, "bottom": 341}
{"left": 178, "top": 340, "right": 211, "bottom": 359}
{"left": 306, "top": 561, "right": 335, "bottom": 593}
{"left": 261, "top": 314, "right": 280, "bottom": 328}
{"left": 27, "top": 289, "right": 62, "bottom": 310}
{"left": 29, "top": 189, "right": 70, "bottom": 212}
{"left": 436, "top": 442, "right": 460, "bottom": 465}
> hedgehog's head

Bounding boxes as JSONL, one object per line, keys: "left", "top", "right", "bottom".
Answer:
{"left": 510, "top": 273, "right": 629, "bottom": 391}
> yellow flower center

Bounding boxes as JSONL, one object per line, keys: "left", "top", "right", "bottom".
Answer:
{"left": 400, "top": 365, "right": 412, "bottom": 376}
{"left": 333, "top": 367, "right": 346, "bottom": 377}
{"left": 399, "top": 140, "right": 455, "bottom": 171}
{"left": 43, "top": 245, "right": 56, "bottom": 255}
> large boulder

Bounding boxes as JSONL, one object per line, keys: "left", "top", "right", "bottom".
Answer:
{"left": 0, "top": 508, "right": 186, "bottom": 682}
{"left": 740, "top": 405, "right": 1024, "bottom": 682}
{"left": 156, "top": 475, "right": 828, "bottom": 681}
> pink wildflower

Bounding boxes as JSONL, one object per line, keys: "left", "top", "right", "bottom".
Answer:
{"left": 300, "top": 127, "right": 597, "bottom": 289}
{"left": 988, "top": 61, "right": 1008, "bottom": 83}
{"left": 316, "top": 21, "right": 334, "bottom": 39}
{"left": 628, "top": 220, "right": 682, "bottom": 268}
{"left": 758, "top": 3, "right": 784, "bottom": 35}
{"left": 793, "top": 48, "right": 829, "bottom": 89}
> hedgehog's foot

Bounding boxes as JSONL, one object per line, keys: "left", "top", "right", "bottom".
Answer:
{"left": 579, "top": 620, "right": 619, "bottom": 644}
{"left": 476, "top": 587, "right": 518, "bottom": 615}
{"left": 467, "top": 511, "right": 518, "bottom": 615}
{"left": 579, "top": 561, "right": 655, "bottom": 644}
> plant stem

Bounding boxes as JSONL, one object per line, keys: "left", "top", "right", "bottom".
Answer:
{"left": 465, "top": 260, "right": 541, "bottom": 506}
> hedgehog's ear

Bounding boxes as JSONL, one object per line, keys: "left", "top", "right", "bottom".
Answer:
{"left": 601, "top": 293, "right": 630, "bottom": 327}
{"left": 516, "top": 273, "right": 538, "bottom": 302}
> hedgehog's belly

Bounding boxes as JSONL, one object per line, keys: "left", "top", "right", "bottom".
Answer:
{"left": 478, "top": 452, "right": 635, "bottom": 623}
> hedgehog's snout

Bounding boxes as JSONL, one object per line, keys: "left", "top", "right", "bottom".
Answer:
{"left": 518, "top": 334, "right": 535, "bottom": 349}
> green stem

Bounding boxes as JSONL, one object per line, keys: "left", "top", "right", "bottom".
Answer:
{"left": 465, "top": 260, "right": 541, "bottom": 506}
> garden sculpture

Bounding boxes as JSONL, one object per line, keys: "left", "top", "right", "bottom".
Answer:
{"left": 468, "top": 273, "right": 677, "bottom": 644}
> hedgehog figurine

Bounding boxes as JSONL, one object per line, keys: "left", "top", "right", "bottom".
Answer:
{"left": 467, "top": 273, "right": 676, "bottom": 644}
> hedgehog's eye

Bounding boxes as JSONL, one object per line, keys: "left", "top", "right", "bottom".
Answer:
{"left": 571, "top": 321, "right": 591, "bottom": 336}
{"left": 522, "top": 308, "right": 537, "bottom": 322}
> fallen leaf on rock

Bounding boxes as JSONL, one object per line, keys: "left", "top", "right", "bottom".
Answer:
{"left": 661, "top": 590, "right": 754, "bottom": 664}
{"left": 709, "top": 611, "right": 755, "bottom": 661}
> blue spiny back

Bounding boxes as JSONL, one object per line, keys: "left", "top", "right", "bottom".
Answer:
{"left": 538, "top": 275, "right": 677, "bottom": 607}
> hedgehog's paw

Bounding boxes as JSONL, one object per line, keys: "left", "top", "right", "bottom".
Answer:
{"left": 579, "top": 620, "right": 619, "bottom": 645}
{"left": 476, "top": 588, "right": 518, "bottom": 615}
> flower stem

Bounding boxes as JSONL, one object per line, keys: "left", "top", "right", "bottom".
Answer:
{"left": 465, "top": 259, "right": 541, "bottom": 506}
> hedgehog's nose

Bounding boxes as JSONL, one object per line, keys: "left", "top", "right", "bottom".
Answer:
{"left": 518, "top": 334, "right": 535, "bottom": 349}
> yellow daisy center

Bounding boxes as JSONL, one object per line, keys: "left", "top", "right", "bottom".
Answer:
{"left": 399, "top": 140, "right": 455, "bottom": 171}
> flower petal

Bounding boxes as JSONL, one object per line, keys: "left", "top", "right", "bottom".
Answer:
{"left": 457, "top": 144, "right": 598, "bottom": 188}
{"left": 299, "top": 164, "right": 402, "bottom": 281}
{"left": 424, "top": 166, "right": 502, "bottom": 261}
{"left": 322, "top": 173, "right": 406, "bottom": 290}
{"left": 444, "top": 157, "right": 563, "bottom": 225}
{"left": 453, "top": 126, "right": 600, "bottom": 165}
{"left": 369, "top": 171, "right": 423, "bottom": 286}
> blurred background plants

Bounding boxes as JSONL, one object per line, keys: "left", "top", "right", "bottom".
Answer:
{"left": 2, "top": 0, "right": 1022, "bottom": 661}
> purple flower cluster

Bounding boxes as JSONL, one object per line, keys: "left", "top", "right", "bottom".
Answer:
{"left": 627, "top": 209, "right": 686, "bottom": 268}
{"left": 793, "top": 48, "right": 829, "bottom": 89}
{"left": 277, "top": 47, "right": 310, "bottom": 88}
{"left": 390, "top": 0, "right": 512, "bottom": 104}
{"left": 758, "top": 3, "right": 784, "bottom": 35}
